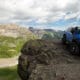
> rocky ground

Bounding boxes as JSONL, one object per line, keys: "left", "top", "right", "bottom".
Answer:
{"left": 18, "top": 39, "right": 80, "bottom": 80}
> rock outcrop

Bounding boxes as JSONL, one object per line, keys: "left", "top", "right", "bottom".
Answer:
{"left": 18, "top": 39, "right": 80, "bottom": 80}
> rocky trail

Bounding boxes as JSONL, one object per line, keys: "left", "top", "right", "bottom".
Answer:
{"left": 18, "top": 39, "right": 80, "bottom": 80}
{"left": 51, "top": 40, "right": 80, "bottom": 63}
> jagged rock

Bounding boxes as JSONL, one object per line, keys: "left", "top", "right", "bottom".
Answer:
{"left": 18, "top": 39, "right": 80, "bottom": 80}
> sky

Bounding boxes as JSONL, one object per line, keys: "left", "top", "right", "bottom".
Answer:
{"left": 0, "top": 0, "right": 80, "bottom": 30}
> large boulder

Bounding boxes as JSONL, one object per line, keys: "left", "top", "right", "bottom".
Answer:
{"left": 18, "top": 39, "right": 55, "bottom": 80}
{"left": 18, "top": 39, "right": 80, "bottom": 80}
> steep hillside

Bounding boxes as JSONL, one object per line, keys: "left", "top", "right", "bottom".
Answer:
{"left": 42, "top": 30, "right": 63, "bottom": 40}
{"left": 0, "top": 24, "right": 37, "bottom": 58}
{"left": 18, "top": 39, "right": 80, "bottom": 80}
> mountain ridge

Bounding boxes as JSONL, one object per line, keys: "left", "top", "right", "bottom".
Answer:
{"left": 0, "top": 24, "right": 33, "bottom": 38}
{"left": 29, "top": 27, "right": 64, "bottom": 39}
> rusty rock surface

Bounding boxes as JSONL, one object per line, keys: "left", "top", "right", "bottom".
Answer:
{"left": 18, "top": 39, "right": 80, "bottom": 80}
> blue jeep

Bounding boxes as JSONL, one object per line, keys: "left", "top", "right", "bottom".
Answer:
{"left": 62, "top": 27, "right": 80, "bottom": 54}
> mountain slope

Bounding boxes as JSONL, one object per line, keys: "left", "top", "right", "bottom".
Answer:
{"left": 0, "top": 24, "right": 37, "bottom": 58}
{"left": 29, "top": 27, "right": 64, "bottom": 40}
{"left": 0, "top": 24, "right": 35, "bottom": 38}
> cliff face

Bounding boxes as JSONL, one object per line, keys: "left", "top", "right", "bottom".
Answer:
{"left": 18, "top": 39, "right": 80, "bottom": 80}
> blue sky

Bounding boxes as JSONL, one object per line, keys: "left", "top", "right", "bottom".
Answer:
{"left": 0, "top": 0, "right": 80, "bottom": 30}
{"left": 18, "top": 17, "right": 80, "bottom": 30}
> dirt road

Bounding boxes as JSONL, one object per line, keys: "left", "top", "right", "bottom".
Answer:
{"left": 0, "top": 56, "right": 18, "bottom": 68}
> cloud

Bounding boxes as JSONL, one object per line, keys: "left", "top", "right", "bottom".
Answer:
{"left": 64, "top": 12, "right": 79, "bottom": 20}
{"left": 0, "top": 0, "right": 80, "bottom": 29}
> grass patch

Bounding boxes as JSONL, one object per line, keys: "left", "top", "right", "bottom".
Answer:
{"left": 0, "top": 36, "right": 25, "bottom": 58}
{"left": 0, "top": 34, "right": 37, "bottom": 58}
{"left": 0, "top": 66, "right": 20, "bottom": 80}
